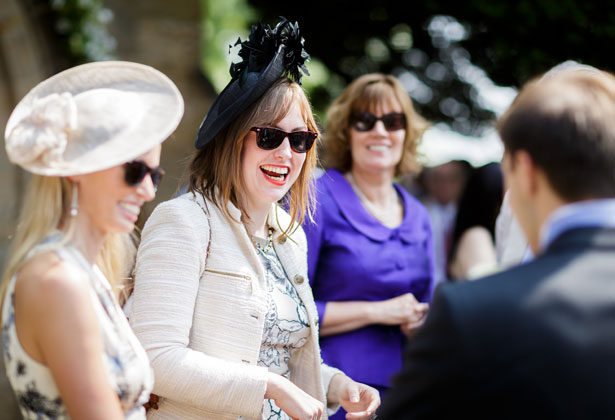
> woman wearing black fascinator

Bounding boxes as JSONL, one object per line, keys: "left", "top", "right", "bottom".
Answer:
{"left": 128, "top": 19, "right": 380, "bottom": 420}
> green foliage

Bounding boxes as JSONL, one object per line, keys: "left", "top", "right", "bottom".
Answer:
{"left": 244, "top": 0, "right": 615, "bottom": 134}
{"left": 199, "top": 0, "right": 258, "bottom": 92}
{"left": 49, "top": 0, "right": 115, "bottom": 63}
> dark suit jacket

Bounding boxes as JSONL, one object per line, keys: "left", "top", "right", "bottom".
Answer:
{"left": 377, "top": 227, "right": 615, "bottom": 420}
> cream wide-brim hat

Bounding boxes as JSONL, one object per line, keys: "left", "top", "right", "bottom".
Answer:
{"left": 4, "top": 61, "right": 184, "bottom": 176}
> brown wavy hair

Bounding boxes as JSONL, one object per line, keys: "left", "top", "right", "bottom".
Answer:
{"left": 323, "top": 73, "right": 429, "bottom": 176}
{"left": 188, "top": 78, "right": 319, "bottom": 234}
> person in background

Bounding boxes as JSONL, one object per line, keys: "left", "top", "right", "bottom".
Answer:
{"left": 129, "top": 20, "right": 379, "bottom": 420}
{"left": 447, "top": 162, "right": 503, "bottom": 280}
{"left": 494, "top": 190, "right": 530, "bottom": 268}
{"left": 419, "top": 160, "right": 471, "bottom": 285}
{"left": 304, "top": 73, "right": 434, "bottom": 420}
{"left": 377, "top": 66, "right": 615, "bottom": 419}
{"left": 1, "top": 61, "right": 183, "bottom": 419}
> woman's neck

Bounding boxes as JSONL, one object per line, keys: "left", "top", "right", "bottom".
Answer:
{"left": 240, "top": 198, "right": 270, "bottom": 238}
{"left": 61, "top": 213, "right": 105, "bottom": 264}
{"left": 349, "top": 167, "right": 395, "bottom": 204}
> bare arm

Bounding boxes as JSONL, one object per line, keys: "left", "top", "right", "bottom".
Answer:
{"left": 319, "top": 294, "right": 429, "bottom": 337}
{"left": 15, "top": 254, "right": 123, "bottom": 420}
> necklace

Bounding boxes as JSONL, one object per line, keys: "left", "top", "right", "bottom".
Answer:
{"left": 346, "top": 172, "right": 402, "bottom": 228}
{"left": 251, "top": 227, "right": 274, "bottom": 253}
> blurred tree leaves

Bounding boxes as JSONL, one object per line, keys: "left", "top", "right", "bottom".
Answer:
{"left": 199, "top": 0, "right": 257, "bottom": 92}
{"left": 238, "top": 0, "right": 615, "bottom": 134}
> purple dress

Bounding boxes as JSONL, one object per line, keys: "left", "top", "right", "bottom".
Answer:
{"left": 304, "top": 169, "right": 435, "bottom": 392}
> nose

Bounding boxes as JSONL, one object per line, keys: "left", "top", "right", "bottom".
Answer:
{"left": 136, "top": 174, "right": 157, "bottom": 202}
{"left": 372, "top": 119, "right": 388, "bottom": 135}
{"left": 274, "top": 136, "right": 293, "bottom": 159}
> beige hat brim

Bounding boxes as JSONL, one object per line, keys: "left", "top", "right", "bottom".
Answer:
{"left": 4, "top": 61, "right": 184, "bottom": 176}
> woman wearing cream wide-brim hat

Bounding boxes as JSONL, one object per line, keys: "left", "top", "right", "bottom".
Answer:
{"left": 1, "top": 61, "right": 183, "bottom": 420}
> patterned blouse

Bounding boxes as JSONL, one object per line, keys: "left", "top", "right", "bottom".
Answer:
{"left": 1, "top": 236, "right": 153, "bottom": 419}
{"left": 239, "top": 236, "right": 310, "bottom": 420}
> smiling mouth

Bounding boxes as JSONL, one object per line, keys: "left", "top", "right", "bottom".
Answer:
{"left": 118, "top": 202, "right": 141, "bottom": 218}
{"left": 367, "top": 145, "right": 391, "bottom": 152}
{"left": 260, "top": 165, "right": 289, "bottom": 183}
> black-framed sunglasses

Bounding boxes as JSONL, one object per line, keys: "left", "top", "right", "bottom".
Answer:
{"left": 350, "top": 112, "right": 407, "bottom": 132}
{"left": 250, "top": 127, "right": 318, "bottom": 153}
{"left": 123, "top": 160, "right": 165, "bottom": 190}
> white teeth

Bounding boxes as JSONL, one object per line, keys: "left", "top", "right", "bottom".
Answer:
{"left": 265, "top": 173, "right": 285, "bottom": 182}
{"left": 368, "top": 145, "right": 390, "bottom": 152}
{"left": 119, "top": 202, "right": 141, "bottom": 216}
{"left": 260, "top": 165, "right": 289, "bottom": 175}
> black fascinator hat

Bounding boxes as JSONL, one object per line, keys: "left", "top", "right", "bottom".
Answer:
{"left": 195, "top": 18, "right": 310, "bottom": 149}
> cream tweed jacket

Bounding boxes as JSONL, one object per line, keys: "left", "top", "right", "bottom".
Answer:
{"left": 130, "top": 192, "right": 342, "bottom": 420}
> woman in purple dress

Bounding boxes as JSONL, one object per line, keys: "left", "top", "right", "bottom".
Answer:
{"left": 304, "top": 74, "right": 435, "bottom": 419}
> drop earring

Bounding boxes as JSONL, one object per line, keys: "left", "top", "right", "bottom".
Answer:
{"left": 70, "top": 182, "right": 78, "bottom": 217}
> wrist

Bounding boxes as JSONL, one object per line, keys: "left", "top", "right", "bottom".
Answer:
{"left": 365, "top": 301, "right": 382, "bottom": 324}
{"left": 327, "top": 373, "right": 350, "bottom": 403}
{"left": 265, "top": 372, "right": 284, "bottom": 399}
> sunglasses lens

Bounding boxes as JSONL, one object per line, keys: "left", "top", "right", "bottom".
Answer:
{"left": 124, "top": 161, "right": 164, "bottom": 189}
{"left": 150, "top": 168, "right": 164, "bottom": 189}
{"left": 254, "top": 127, "right": 316, "bottom": 153}
{"left": 382, "top": 113, "right": 406, "bottom": 131}
{"left": 351, "top": 112, "right": 406, "bottom": 132}
{"left": 124, "top": 161, "right": 148, "bottom": 186}
{"left": 352, "top": 113, "right": 377, "bottom": 132}
{"left": 256, "top": 128, "right": 285, "bottom": 150}
{"left": 289, "top": 131, "right": 317, "bottom": 153}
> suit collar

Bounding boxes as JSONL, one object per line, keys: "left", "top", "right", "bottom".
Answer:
{"left": 544, "top": 227, "right": 615, "bottom": 255}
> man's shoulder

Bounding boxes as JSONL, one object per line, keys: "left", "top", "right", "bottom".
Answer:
{"left": 434, "top": 260, "right": 551, "bottom": 326}
{"left": 436, "top": 241, "right": 615, "bottom": 330}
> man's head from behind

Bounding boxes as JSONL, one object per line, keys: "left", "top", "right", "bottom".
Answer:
{"left": 498, "top": 69, "right": 615, "bottom": 253}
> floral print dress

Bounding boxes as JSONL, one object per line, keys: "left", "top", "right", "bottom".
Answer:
{"left": 1, "top": 236, "right": 153, "bottom": 419}
{"left": 239, "top": 238, "right": 310, "bottom": 420}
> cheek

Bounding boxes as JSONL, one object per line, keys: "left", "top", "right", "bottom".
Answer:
{"left": 292, "top": 153, "right": 307, "bottom": 175}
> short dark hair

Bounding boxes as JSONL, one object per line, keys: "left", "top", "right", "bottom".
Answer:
{"left": 497, "top": 69, "right": 615, "bottom": 201}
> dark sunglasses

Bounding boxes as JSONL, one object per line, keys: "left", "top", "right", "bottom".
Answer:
{"left": 123, "top": 160, "right": 165, "bottom": 190}
{"left": 250, "top": 127, "right": 318, "bottom": 153}
{"left": 350, "top": 112, "right": 407, "bottom": 132}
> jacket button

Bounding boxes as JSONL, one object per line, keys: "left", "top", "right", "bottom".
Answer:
{"left": 293, "top": 274, "right": 305, "bottom": 285}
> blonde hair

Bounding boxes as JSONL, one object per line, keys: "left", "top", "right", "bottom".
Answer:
{"left": 0, "top": 175, "right": 133, "bottom": 319}
{"left": 188, "top": 78, "right": 319, "bottom": 234}
{"left": 323, "top": 73, "right": 429, "bottom": 176}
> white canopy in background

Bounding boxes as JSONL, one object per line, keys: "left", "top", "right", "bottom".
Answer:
{"left": 417, "top": 123, "right": 505, "bottom": 168}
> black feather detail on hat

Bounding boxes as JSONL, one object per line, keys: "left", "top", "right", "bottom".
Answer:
{"left": 229, "top": 18, "right": 310, "bottom": 86}
{"left": 195, "top": 18, "right": 311, "bottom": 149}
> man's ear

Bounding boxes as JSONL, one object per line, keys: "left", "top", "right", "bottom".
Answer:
{"left": 511, "top": 149, "right": 538, "bottom": 198}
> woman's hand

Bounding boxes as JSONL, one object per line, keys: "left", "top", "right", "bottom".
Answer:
{"left": 400, "top": 315, "right": 428, "bottom": 338}
{"left": 328, "top": 374, "right": 380, "bottom": 420}
{"left": 265, "top": 372, "right": 324, "bottom": 420}
{"left": 374, "top": 293, "right": 429, "bottom": 326}
{"left": 318, "top": 294, "right": 429, "bottom": 337}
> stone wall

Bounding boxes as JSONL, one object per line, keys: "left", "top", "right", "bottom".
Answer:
{"left": 0, "top": 0, "right": 50, "bottom": 416}
{"left": 0, "top": 1, "right": 214, "bottom": 417}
